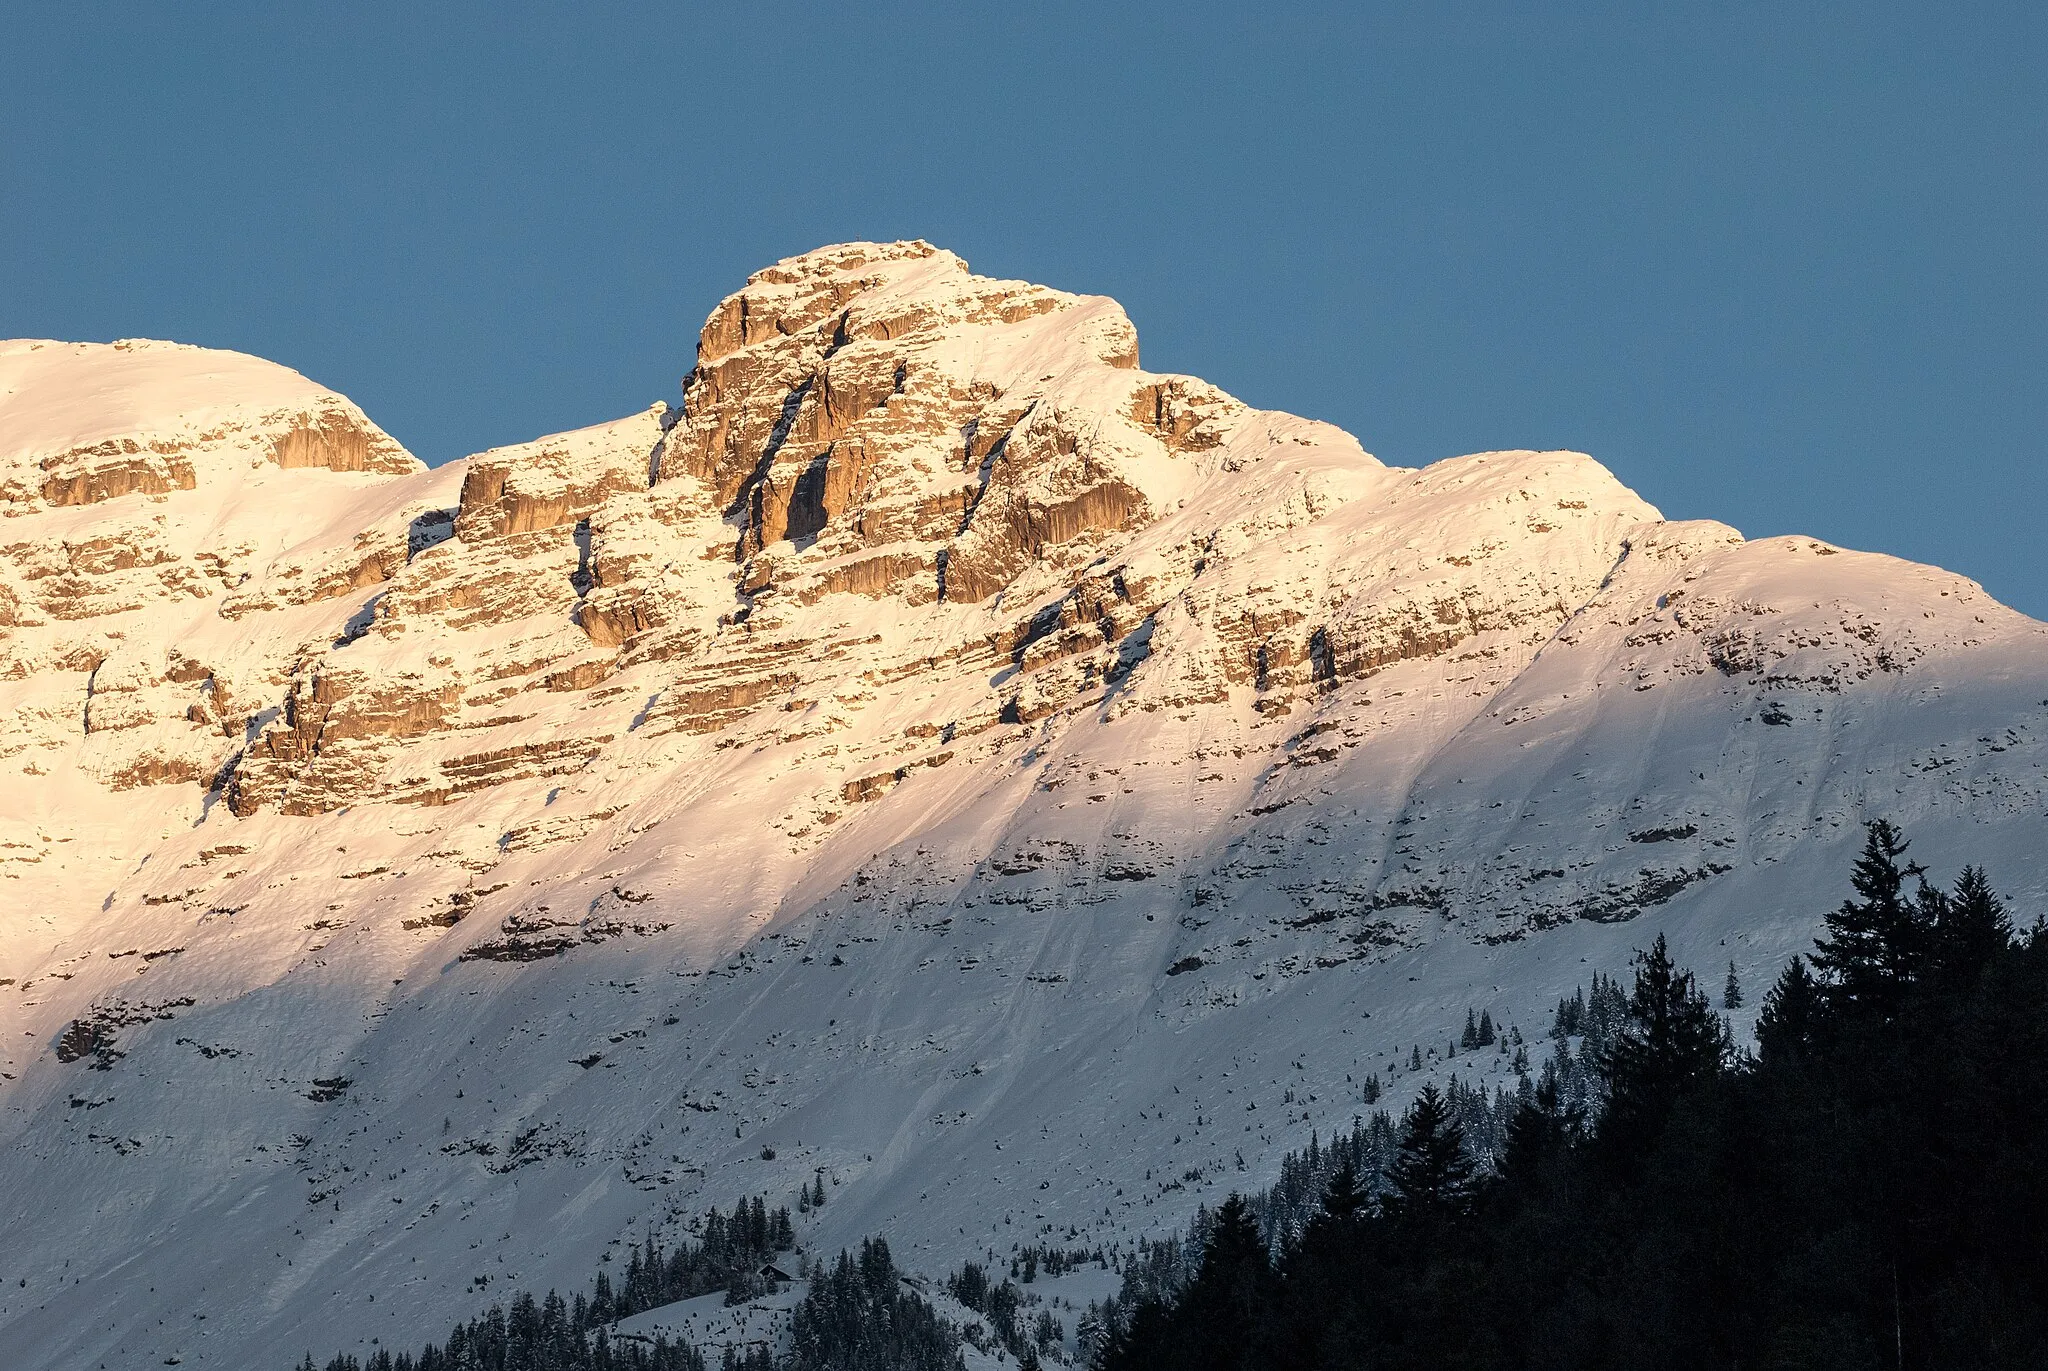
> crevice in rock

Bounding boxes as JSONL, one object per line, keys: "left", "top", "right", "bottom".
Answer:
{"left": 570, "top": 519, "right": 595, "bottom": 596}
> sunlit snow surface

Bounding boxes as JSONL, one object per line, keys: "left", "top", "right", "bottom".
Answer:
{"left": 1, "top": 254, "right": 2045, "bottom": 1369}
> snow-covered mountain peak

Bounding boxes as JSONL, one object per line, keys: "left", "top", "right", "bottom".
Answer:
{"left": 1, "top": 336, "right": 418, "bottom": 503}
{"left": 1, "top": 248, "right": 2044, "bottom": 1371}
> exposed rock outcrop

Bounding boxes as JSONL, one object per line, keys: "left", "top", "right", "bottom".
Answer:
{"left": 2, "top": 247, "right": 2046, "bottom": 1371}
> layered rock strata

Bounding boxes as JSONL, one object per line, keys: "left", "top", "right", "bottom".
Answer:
{"left": 1, "top": 247, "right": 2045, "bottom": 1371}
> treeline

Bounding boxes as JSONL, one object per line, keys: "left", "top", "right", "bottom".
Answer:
{"left": 1009, "top": 1242, "right": 1107, "bottom": 1282}
{"left": 1092, "top": 822, "right": 2048, "bottom": 1370}
{"left": 781, "top": 1239, "right": 960, "bottom": 1371}
{"left": 1107, "top": 1067, "right": 1516, "bottom": 1305}
{"left": 619, "top": 1238, "right": 962, "bottom": 1371}
{"left": 294, "top": 1299, "right": 706, "bottom": 1371}
{"left": 946, "top": 1259, "right": 1065, "bottom": 1364}
{"left": 609, "top": 1196, "right": 797, "bottom": 1313}
{"left": 296, "top": 1202, "right": 969, "bottom": 1371}
{"left": 296, "top": 1194, "right": 795, "bottom": 1371}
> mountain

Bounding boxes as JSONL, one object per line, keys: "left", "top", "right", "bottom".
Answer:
{"left": 1, "top": 243, "right": 2044, "bottom": 1370}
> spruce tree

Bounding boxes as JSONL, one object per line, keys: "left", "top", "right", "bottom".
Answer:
{"left": 1597, "top": 934, "right": 1729, "bottom": 1160}
{"left": 1319, "top": 1156, "right": 1368, "bottom": 1221}
{"left": 1723, "top": 960, "right": 1743, "bottom": 1009}
{"left": 1932, "top": 865, "right": 2011, "bottom": 982}
{"left": 1812, "top": 819, "right": 1926, "bottom": 1010}
{"left": 1099, "top": 829, "right": 2048, "bottom": 1371}
{"left": 1384, "top": 1083, "right": 1475, "bottom": 1219}
{"left": 1756, "top": 955, "right": 1820, "bottom": 1061}
{"left": 1180, "top": 1193, "right": 1270, "bottom": 1371}
{"left": 1497, "top": 1071, "right": 1573, "bottom": 1192}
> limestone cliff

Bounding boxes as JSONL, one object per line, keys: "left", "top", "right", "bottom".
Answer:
{"left": 1, "top": 248, "right": 2045, "bottom": 1371}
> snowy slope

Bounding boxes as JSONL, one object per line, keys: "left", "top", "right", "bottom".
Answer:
{"left": 1, "top": 245, "right": 2044, "bottom": 1370}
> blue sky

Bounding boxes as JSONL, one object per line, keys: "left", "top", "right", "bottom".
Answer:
{"left": 7, "top": 3, "right": 2044, "bottom": 614}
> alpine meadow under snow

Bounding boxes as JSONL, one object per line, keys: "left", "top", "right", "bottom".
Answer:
{"left": 1, "top": 242, "right": 2045, "bottom": 1369}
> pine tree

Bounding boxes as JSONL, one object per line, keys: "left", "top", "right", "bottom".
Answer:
{"left": 1478, "top": 1009, "right": 1496, "bottom": 1046}
{"left": 1932, "top": 864, "right": 2011, "bottom": 981}
{"left": 1585, "top": 975, "right": 1627, "bottom": 1052}
{"left": 1723, "top": 960, "right": 1743, "bottom": 1009}
{"left": 1075, "top": 1308, "right": 1108, "bottom": 1365}
{"left": 1384, "top": 1083, "right": 1475, "bottom": 1219}
{"left": 1598, "top": 935, "right": 1729, "bottom": 1159}
{"left": 1179, "top": 1194, "right": 1270, "bottom": 1371}
{"left": 1756, "top": 955, "right": 1820, "bottom": 1061}
{"left": 1409, "top": 1044, "right": 1423, "bottom": 1071}
{"left": 1812, "top": 819, "right": 1926, "bottom": 1010}
{"left": 1462, "top": 1009, "right": 1480, "bottom": 1049}
{"left": 953, "top": 1260, "right": 992, "bottom": 1311}
{"left": 1319, "top": 1156, "right": 1368, "bottom": 1221}
{"left": 1497, "top": 1071, "right": 1573, "bottom": 1191}
{"left": 1098, "top": 829, "right": 2048, "bottom": 1371}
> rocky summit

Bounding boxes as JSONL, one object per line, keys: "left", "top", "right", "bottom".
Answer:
{"left": 2, "top": 243, "right": 2045, "bottom": 1369}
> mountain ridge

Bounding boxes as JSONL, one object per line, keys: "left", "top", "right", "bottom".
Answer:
{"left": 1, "top": 242, "right": 2044, "bottom": 1370}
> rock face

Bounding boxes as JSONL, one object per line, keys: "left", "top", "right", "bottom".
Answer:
{"left": 212, "top": 242, "right": 1257, "bottom": 817}
{"left": 2, "top": 247, "right": 2046, "bottom": 1371}
{"left": 0, "top": 338, "right": 439, "bottom": 802}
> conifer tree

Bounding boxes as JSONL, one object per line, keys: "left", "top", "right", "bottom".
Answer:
{"left": 1096, "top": 827, "right": 2048, "bottom": 1371}
{"left": 1723, "top": 960, "right": 1743, "bottom": 1009}
{"left": 1933, "top": 864, "right": 2011, "bottom": 981}
{"left": 1756, "top": 955, "right": 1820, "bottom": 1060}
{"left": 1597, "top": 934, "right": 1729, "bottom": 1160}
{"left": 1497, "top": 1071, "right": 1572, "bottom": 1193}
{"left": 1813, "top": 819, "right": 1925, "bottom": 1010}
{"left": 1319, "top": 1156, "right": 1368, "bottom": 1221}
{"left": 1075, "top": 1308, "right": 1108, "bottom": 1365}
{"left": 1176, "top": 1193, "right": 1270, "bottom": 1371}
{"left": 1384, "top": 1083, "right": 1475, "bottom": 1220}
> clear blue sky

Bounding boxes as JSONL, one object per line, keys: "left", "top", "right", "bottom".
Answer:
{"left": 7, "top": 4, "right": 2044, "bottom": 615}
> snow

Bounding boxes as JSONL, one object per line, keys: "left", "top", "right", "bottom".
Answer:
{"left": 612, "top": 1285, "right": 805, "bottom": 1362}
{"left": 1, "top": 248, "right": 2045, "bottom": 1370}
{"left": 0, "top": 338, "right": 371, "bottom": 469}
